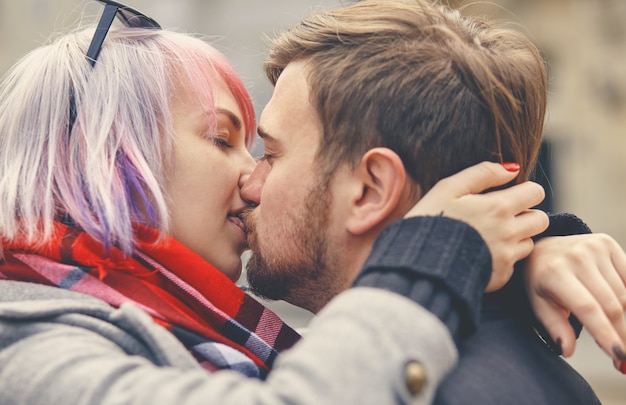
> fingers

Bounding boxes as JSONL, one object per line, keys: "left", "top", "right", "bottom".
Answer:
{"left": 596, "top": 257, "right": 626, "bottom": 345}
{"left": 572, "top": 235, "right": 626, "bottom": 351}
{"left": 484, "top": 236, "right": 534, "bottom": 292}
{"left": 437, "top": 161, "right": 521, "bottom": 197}
{"left": 514, "top": 209, "right": 550, "bottom": 241}
{"left": 526, "top": 233, "right": 626, "bottom": 366}
{"left": 531, "top": 297, "right": 578, "bottom": 357}
{"left": 489, "top": 181, "right": 546, "bottom": 214}
{"left": 609, "top": 237, "right": 626, "bottom": 305}
{"left": 512, "top": 237, "right": 536, "bottom": 268}
{"left": 545, "top": 273, "right": 625, "bottom": 361}
{"left": 485, "top": 210, "right": 548, "bottom": 292}
{"left": 406, "top": 161, "right": 542, "bottom": 220}
{"left": 576, "top": 268, "right": 626, "bottom": 355}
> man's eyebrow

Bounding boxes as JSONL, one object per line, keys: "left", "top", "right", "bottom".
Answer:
{"left": 216, "top": 108, "right": 242, "bottom": 130}
{"left": 257, "top": 126, "right": 277, "bottom": 143}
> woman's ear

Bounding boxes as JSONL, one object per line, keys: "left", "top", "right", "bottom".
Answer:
{"left": 346, "top": 147, "right": 407, "bottom": 235}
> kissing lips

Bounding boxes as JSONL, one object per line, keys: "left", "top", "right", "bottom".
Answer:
{"left": 228, "top": 214, "right": 248, "bottom": 244}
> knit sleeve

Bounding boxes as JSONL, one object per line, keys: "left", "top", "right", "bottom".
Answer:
{"left": 352, "top": 216, "right": 491, "bottom": 344}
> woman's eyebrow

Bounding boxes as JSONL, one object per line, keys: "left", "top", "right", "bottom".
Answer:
{"left": 216, "top": 108, "right": 242, "bottom": 130}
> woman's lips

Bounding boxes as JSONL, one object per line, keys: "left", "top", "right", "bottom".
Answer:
{"left": 228, "top": 214, "right": 248, "bottom": 243}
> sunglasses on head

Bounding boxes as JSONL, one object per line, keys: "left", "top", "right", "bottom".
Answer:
{"left": 69, "top": 0, "right": 161, "bottom": 133}
{"left": 86, "top": 0, "right": 161, "bottom": 66}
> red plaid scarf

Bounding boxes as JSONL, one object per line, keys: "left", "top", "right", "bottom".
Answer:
{"left": 0, "top": 221, "right": 300, "bottom": 378}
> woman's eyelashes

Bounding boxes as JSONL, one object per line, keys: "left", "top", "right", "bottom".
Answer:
{"left": 211, "top": 135, "right": 233, "bottom": 148}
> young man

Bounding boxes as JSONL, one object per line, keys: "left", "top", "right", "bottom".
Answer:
{"left": 241, "top": 0, "right": 625, "bottom": 403}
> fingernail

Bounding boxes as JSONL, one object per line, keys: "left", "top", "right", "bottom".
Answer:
{"left": 620, "top": 361, "right": 626, "bottom": 374}
{"left": 554, "top": 338, "right": 563, "bottom": 356}
{"left": 501, "top": 162, "right": 520, "bottom": 172}
{"left": 613, "top": 345, "right": 626, "bottom": 361}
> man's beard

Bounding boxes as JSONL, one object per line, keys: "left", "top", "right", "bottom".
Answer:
{"left": 244, "top": 177, "right": 337, "bottom": 312}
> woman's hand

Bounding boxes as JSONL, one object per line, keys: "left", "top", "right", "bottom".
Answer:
{"left": 405, "top": 161, "right": 549, "bottom": 291}
{"left": 523, "top": 234, "right": 626, "bottom": 371}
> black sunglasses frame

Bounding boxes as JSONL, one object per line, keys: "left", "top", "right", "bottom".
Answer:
{"left": 86, "top": 0, "right": 161, "bottom": 67}
{"left": 69, "top": 0, "right": 161, "bottom": 133}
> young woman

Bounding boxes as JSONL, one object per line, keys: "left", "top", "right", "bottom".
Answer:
{"left": 0, "top": 1, "right": 622, "bottom": 404}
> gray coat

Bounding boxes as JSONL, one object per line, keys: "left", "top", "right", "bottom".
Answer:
{"left": 0, "top": 281, "right": 456, "bottom": 405}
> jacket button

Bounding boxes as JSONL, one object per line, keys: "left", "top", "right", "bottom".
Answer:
{"left": 405, "top": 360, "right": 427, "bottom": 396}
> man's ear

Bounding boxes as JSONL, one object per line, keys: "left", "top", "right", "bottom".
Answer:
{"left": 346, "top": 147, "right": 407, "bottom": 235}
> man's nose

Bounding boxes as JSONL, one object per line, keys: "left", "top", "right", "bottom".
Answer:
{"left": 240, "top": 160, "right": 270, "bottom": 206}
{"left": 238, "top": 152, "right": 257, "bottom": 189}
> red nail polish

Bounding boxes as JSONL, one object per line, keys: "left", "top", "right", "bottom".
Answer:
{"left": 501, "top": 162, "right": 520, "bottom": 172}
{"left": 620, "top": 361, "right": 626, "bottom": 374}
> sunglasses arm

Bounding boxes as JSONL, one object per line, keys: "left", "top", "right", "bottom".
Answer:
{"left": 86, "top": 4, "right": 118, "bottom": 67}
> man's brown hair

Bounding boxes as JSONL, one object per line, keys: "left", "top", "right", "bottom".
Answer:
{"left": 265, "top": 0, "right": 547, "bottom": 195}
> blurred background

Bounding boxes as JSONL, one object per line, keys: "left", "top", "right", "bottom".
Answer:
{"left": 1, "top": 0, "right": 624, "bottom": 402}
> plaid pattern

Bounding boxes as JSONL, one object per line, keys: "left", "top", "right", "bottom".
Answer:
{"left": 0, "top": 221, "right": 300, "bottom": 378}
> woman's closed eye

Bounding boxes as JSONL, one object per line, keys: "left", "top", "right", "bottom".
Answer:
{"left": 210, "top": 133, "right": 233, "bottom": 148}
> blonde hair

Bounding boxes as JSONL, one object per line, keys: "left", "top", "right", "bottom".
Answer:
{"left": 266, "top": 0, "right": 547, "bottom": 193}
{"left": 0, "top": 26, "right": 256, "bottom": 253}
